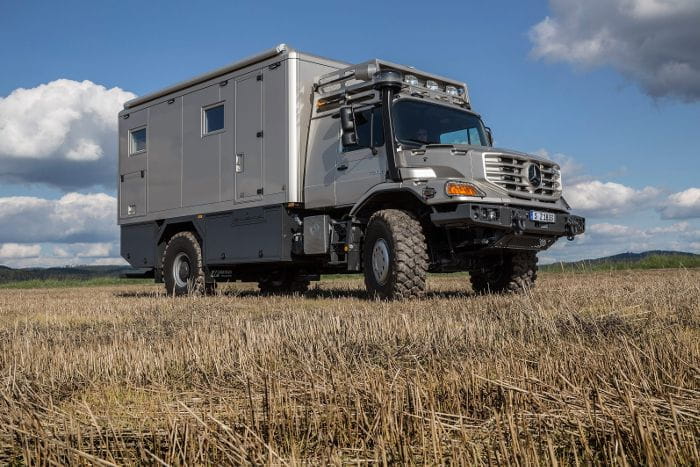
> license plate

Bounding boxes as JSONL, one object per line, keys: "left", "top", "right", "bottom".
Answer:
{"left": 529, "top": 210, "right": 556, "bottom": 223}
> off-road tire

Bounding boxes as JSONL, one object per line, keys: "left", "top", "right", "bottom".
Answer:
{"left": 162, "top": 231, "right": 207, "bottom": 296}
{"left": 470, "top": 251, "right": 538, "bottom": 294}
{"left": 363, "top": 209, "right": 428, "bottom": 300}
{"left": 258, "top": 272, "right": 309, "bottom": 296}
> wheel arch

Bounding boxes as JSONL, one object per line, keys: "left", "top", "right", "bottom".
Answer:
{"left": 349, "top": 188, "right": 433, "bottom": 223}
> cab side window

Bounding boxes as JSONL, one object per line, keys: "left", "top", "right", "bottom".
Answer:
{"left": 343, "top": 108, "right": 384, "bottom": 152}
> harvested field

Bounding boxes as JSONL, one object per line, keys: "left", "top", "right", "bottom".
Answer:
{"left": 0, "top": 269, "right": 698, "bottom": 464}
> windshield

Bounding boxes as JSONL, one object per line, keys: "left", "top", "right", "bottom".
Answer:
{"left": 392, "top": 99, "right": 488, "bottom": 147}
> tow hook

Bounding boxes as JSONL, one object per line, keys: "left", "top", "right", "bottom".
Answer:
{"left": 512, "top": 215, "right": 526, "bottom": 235}
{"left": 565, "top": 222, "right": 575, "bottom": 241}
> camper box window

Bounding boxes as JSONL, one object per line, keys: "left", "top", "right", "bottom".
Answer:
{"left": 129, "top": 127, "right": 147, "bottom": 155}
{"left": 203, "top": 104, "right": 225, "bottom": 135}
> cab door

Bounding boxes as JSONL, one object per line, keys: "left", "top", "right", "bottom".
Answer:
{"left": 335, "top": 107, "right": 386, "bottom": 206}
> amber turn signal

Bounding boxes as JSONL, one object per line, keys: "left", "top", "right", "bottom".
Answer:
{"left": 445, "top": 181, "right": 483, "bottom": 197}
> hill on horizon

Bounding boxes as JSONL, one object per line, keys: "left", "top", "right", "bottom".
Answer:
{"left": 2, "top": 250, "right": 699, "bottom": 284}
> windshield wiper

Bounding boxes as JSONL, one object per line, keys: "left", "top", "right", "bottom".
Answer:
{"left": 399, "top": 138, "right": 431, "bottom": 147}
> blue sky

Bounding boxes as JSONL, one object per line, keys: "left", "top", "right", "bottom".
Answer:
{"left": 1, "top": 0, "right": 699, "bottom": 266}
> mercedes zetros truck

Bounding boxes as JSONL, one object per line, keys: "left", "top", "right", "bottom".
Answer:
{"left": 118, "top": 44, "right": 584, "bottom": 299}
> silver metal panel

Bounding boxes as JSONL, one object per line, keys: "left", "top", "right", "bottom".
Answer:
{"left": 124, "top": 44, "right": 288, "bottom": 109}
{"left": 235, "top": 74, "right": 263, "bottom": 201}
{"left": 182, "top": 84, "right": 222, "bottom": 207}
{"left": 120, "top": 171, "right": 146, "bottom": 218}
{"left": 303, "top": 215, "right": 330, "bottom": 254}
{"left": 147, "top": 98, "right": 182, "bottom": 212}
{"left": 295, "top": 58, "right": 344, "bottom": 202}
{"left": 263, "top": 61, "right": 288, "bottom": 196}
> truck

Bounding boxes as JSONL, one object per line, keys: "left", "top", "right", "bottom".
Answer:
{"left": 118, "top": 44, "right": 585, "bottom": 299}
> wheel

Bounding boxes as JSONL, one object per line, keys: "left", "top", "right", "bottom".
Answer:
{"left": 162, "top": 231, "right": 206, "bottom": 296}
{"left": 470, "top": 251, "right": 538, "bottom": 294}
{"left": 258, "top": 271, "right": 309, "bottom": 296}
{"left": 362, "top": 209, "right": 428, "bottom": 300}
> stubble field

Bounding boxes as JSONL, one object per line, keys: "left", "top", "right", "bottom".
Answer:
{"left": 0, "top": 269, "right": 698, "bottom": 465}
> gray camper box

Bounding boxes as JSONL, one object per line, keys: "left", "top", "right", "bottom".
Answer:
{"left": 119, "top": 44, "right": 584, "bottom": 299}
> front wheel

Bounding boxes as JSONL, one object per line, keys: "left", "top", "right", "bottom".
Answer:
{"left": 470, "top": 251, "right": 538, "bottom": 294}
{"left": 162, "top": 231, "right": 206, "bottom": 296}
{"left": 362, "top": 209, "right": 428, "bottom": 300}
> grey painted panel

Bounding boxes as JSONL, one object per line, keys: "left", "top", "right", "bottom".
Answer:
{"left": 204, "top": 205, "right": 291, "bottom": 264}
{"left": 303, "top": 116, "right": 339, "bottom": 208}
{"left": 120, "top": 171, "right": 146, "bottom": 218}
{"left": 220, "top": 80, "right": 236, "bottom": 202}
{"left": 263, "top": 62, "right": 288, "bottom": 196}
{"left": 183, "top": 85, "right": 222, "bottom": 207}
{"left": 235, "top": 74, "right": 263, "bottom": 201}
{"left": 120, "top": 223, "right": 155, "bottom": 267}
{"left": 148, "top": 99, "right": 182, "bottom": 212}
{"left": 118, "top": 109, "right": 148, "bottom": 176}
{"left": 335, "top": 149, "right": 384, "bottom": 206}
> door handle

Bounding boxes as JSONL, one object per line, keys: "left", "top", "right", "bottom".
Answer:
{"left": 337, "top": 164, "right": 348, "bottom": 171}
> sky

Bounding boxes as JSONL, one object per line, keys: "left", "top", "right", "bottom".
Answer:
{"left": 1, "top": 0, "right": 699, "bottom": 267}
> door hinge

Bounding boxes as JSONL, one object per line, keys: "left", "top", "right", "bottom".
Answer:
{"left": 256, "top": 74, "right": 263, "bottom": 81}
{"left": 256, "top": 188, "right": 264, "bottom": 195}
{"left": 256, "top": 131, "right": 263, "bottom": 138}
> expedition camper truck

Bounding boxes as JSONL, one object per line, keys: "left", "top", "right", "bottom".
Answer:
{"left": 118, "top": 44, "right": 585, "bottom": 299}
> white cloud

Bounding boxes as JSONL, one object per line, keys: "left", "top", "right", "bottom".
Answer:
{"left": 0, "top": 243, "right": 41, "bottom": 259}
{"left": 546, "top": 220, "right": 700, "bottom": 262}
{"left": 658, "top": 187, "right": 700, "bottom": 219}
{"left": 0, "top": 79, "right": 134, "bottom": 189}
{"left": 0, "top": 192, "right": 117, "bottom": 243}
{"left": 530, "top": 0, "right": 700, "bottom": 101}
{"left": 564, "top": 180, "right": 661, "bottom": 217}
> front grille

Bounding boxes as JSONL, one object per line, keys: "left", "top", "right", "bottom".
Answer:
{"left": 483, "top": 153, "right": 562, "bottom": 201}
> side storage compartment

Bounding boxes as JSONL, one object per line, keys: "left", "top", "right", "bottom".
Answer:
{"left": 120, "top": 171, "right": 146, "bottom": 218}
{"left": 121, "top": 223, "right": 156, "bottom": 268}
{"left": 204, "top": 205, "right": 293, "bottom": 265}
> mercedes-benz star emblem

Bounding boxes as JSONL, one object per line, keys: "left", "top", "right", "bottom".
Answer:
{"left": 528, "top": 164, "right": 542, "bottom": 187}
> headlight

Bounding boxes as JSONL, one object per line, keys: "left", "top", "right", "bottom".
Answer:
{"left": 445, "top": 181, "right": 485, "bottom": 197}
{"left": 425, "top": 80, "right": 439, "bottom": 91}
{"left": 404, "top": 74, "right": 419, "bottom": 86}
{"left": 445, "top": 85, "right": 459, "bottom": 96}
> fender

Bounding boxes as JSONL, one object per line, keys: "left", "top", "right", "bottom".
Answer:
{"left": 349, "top": 183, "right": 432, "bottom": 221}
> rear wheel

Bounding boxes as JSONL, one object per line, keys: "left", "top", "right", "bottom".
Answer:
{"left": 362, "top": 209, "right": 428, "bottom": 300}
{"left": 470, "top": 251, "right": 538, "bottom": 294}
{"left": 162, "top": 231, "right": 207, "bottom": 296}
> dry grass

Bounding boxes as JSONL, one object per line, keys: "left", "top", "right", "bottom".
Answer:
{"left": 0, "top": 269, "right": 698, "bottom": 465}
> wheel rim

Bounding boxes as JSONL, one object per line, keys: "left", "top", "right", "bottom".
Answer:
{"left": 172, "top": 252, "right": 191, "bottom": 288}
{"left": 371, "top": 238, "right": 391, "bottom": 285}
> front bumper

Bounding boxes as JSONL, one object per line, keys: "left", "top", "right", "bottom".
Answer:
{"left": 430, "top": 202, "right": 585, "bottom": 250}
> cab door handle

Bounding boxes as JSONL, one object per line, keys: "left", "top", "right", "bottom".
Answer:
{"left": 337, "top": 164, "right": 348, "bottom": 171}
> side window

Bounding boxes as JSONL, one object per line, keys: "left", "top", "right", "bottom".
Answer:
{"left": 203, "top": 103, "right": 225, "bottom": 135}
{"left": 343, "top": 107, "right": 384, "bottom": 152}
{"left": 129, "top": 127, "right": 147, "bottom": 155}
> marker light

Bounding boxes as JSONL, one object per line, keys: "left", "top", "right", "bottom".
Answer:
{"left": 445, "top": 181, "right": 484, "bottom": 197}
{"left": 445, "top": 85, "right": 459, "bottom": 96}
{"left": 404, "top": 74, "right": 419, "bottom": 86}
{"left": 425, "top": 80, "right": 439, "bottom": 91}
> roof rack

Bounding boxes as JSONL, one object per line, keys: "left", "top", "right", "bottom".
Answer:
{"left": 315, "top": 59, "right": 470, "bottom": 108}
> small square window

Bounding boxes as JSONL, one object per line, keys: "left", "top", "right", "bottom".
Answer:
{"left": 204, "top": 104, "right": 224, "bottom": 135}
{"left": 129, "top": 127, "right": 147, "bottom": 155}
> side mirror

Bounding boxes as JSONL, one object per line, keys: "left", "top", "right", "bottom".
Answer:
{"left": 485, "top": 127, "right": 494, "bottom": 147}
{"left": 339, "top": 106, "right": 357, "bottom": 146}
